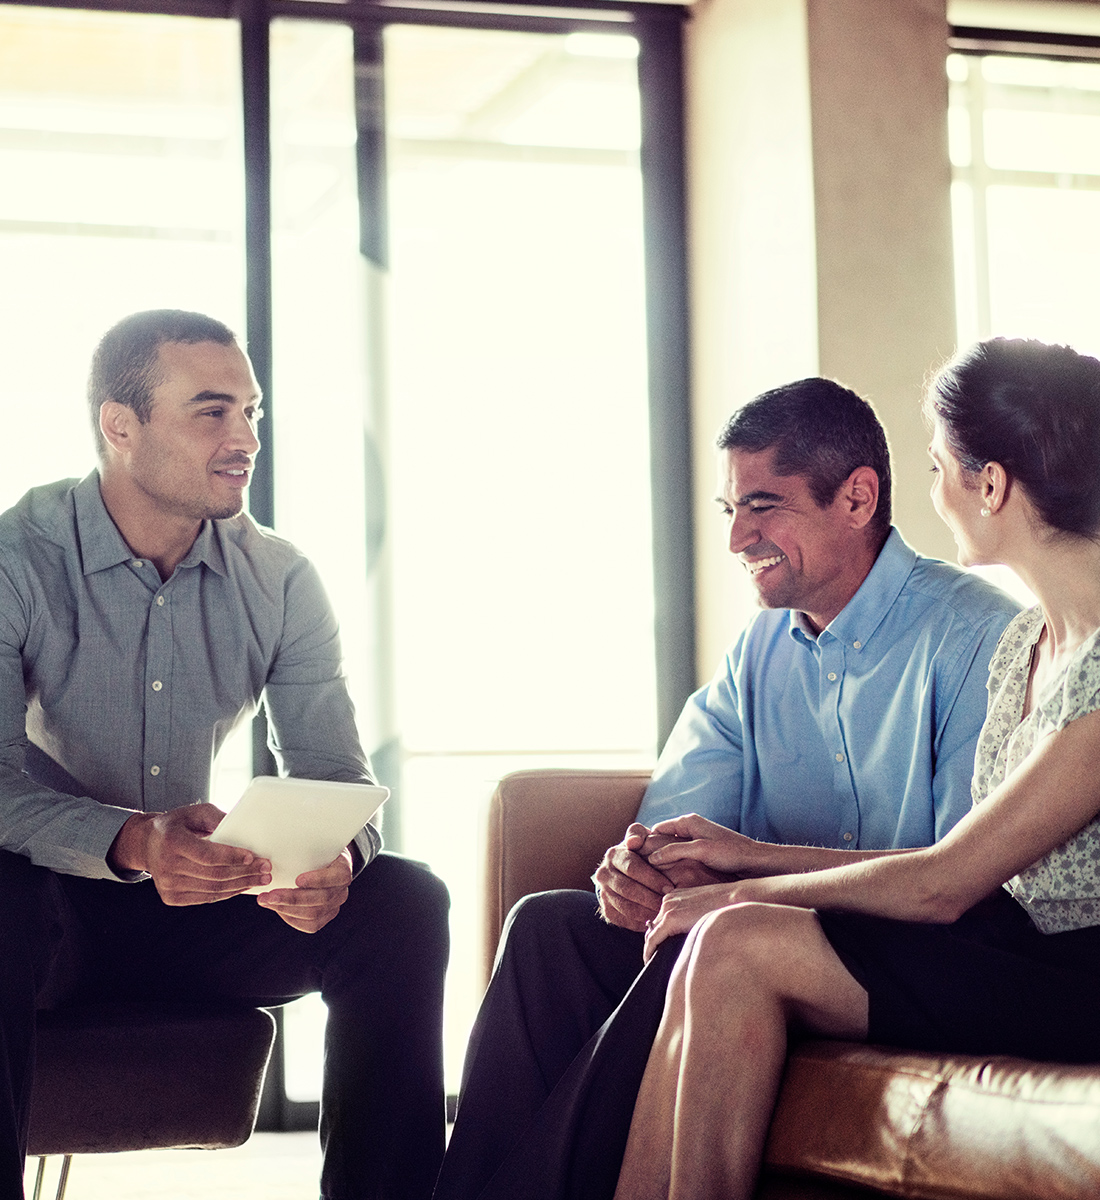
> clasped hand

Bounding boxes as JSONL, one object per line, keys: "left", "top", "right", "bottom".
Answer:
{"left": 591, "top": 812, "right": 758, "bottom": 933}
{"left": 645, "top": 813, "right": 763, "bottom": 875}
{"left": 637, "top": 815, "right": 792, "bottom": 959}
{"left": 110, "top": 803, "right": 352, "bottom": 933}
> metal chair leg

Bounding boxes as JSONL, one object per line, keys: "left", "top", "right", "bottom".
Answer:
{"left": 31, "top": 1156, "right": 46, "bottom": 1200}
{"left": 30, "top": 1155, "right": 72, "bottom": 1200}
{"left": 54, "top": 1156, "right": 73, "bottom": 1200}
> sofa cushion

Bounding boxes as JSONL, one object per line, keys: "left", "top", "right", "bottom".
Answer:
{"left": 765, "top": 1040, "right": 1100, "bottom": 1199}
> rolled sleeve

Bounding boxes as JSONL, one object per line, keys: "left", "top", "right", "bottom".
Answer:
{"left": 637, "top": 644, "right": 745, "bottom": 828}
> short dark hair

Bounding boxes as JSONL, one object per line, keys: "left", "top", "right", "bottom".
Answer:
{"left": 927, "top": 337, "right": 1100, "bottom": 539}
{"left": 88, "top": 309, "right": 237, "bottom": 455}
{"left": 716, "top": 377, "right": 893, "bottom": 535}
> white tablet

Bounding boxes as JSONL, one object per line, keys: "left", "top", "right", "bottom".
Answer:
{"left": 209, "top": 776, "right": 389, "bottom": 894}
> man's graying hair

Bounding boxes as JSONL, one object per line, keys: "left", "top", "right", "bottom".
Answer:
{"left": 87, "top": 309, "right": 237, "bottom": 456}
{"left": 717, "top": 377, "right": 893, "bottom": 537}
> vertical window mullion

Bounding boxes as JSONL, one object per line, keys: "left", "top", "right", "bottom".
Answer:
{"left": 241, "top": 0, "right": 274, "bottom": 531}
{"left": 353, "top": 23, "right": 404, "bottom": 852}
{"left": 636, "top": 11, "right": 695, "bottom": 748}
{"left": 240, "top": 0, "right": 290, "bottom": 1132}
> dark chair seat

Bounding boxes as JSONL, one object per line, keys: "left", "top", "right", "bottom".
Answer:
{"left": 27, "top": 1003, "right": 276, "bottom": 1197}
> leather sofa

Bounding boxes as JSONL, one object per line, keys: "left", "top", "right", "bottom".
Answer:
{"left": 482, "top": 769, "right": 1100, "bottom": 1199}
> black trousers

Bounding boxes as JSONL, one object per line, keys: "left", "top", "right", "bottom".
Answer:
{"left": 434, "top": 890, "right": 685, "bottom": 1200}
{"left": 0, "top": 848, "right": 449, "bottom": 1200}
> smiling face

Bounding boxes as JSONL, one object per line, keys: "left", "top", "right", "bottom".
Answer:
{"left": 928, "top": 420, "right": 986, "bottom": 566}
{"left": 716, "top": 446, "right": 881, "bottom": 633}
{"left": 103, "top": 339, "right": 263, "bottom": 523}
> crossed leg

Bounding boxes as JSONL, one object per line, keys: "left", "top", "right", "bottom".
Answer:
{"left": 613, "top": 902, "right": 869, "bottom": 1200}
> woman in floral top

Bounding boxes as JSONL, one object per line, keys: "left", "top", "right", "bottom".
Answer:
{"left": 613, "top": 338, "right": 1100, "bottom": 1200}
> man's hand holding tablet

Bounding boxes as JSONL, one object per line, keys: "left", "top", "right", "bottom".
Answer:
{"left": 209, "top": 777, "right": 389, "bottom": 933}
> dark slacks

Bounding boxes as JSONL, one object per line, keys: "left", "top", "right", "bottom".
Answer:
{"left": 0, "top": 848, "right": 449, "bottom": 1200}
{"left": 434, "top": 890, "right": 685, "bottom": 1200}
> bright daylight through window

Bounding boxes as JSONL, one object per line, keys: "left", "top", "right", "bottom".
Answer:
{"left": 949, "top": 49, "right": 1100, "bottom": 357}
{"left": 268, "top": 19, "right": 657, "bottom": 1093}
{"left": 0, "top": 4, "right": 659, "bottom": 1100}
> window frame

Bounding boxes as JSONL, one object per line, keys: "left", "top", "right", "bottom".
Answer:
{"left": 1, "top": 0, "right": 693, "bottom": 1127}
{"left": 947, "top": 22, "right": 1100, "bottom": 345}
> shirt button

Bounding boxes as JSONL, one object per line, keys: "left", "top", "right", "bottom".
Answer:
{"left": 827, "top": 672, "right": 837, "bottom": 682}
{"left": 152, "top": 681, "right": 163, "bottom": 691}
{"left": 835, "top": 752, "right": 845, "bottom": 762}
{"left": 132, "top": 560, "right": 143, "bottom": 569}
{"left": 843, "top": 832, "right": 854, "bottom": 842}
{"left": 150, "top": 765, "right": 161, "bottom": 776}
{"left": 156, "top": 596, "right": 165, "bottom": 606}
{"left": 853, "top": 640, "right": 862, "bottom": 649}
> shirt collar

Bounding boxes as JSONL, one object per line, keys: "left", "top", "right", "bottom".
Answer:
{"left": 787, "top": 527, "right": 915, "bottom": 650}
{"left": 182, "top": 521, "right": 228, "bottom": 576}
{"left": 75, "top": 470, "right": 228, "bottom": 578}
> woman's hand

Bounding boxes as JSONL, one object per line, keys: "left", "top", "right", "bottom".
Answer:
{"left": 636, "top": 827, "right": 732, "bottom": 889}
{"left": 642, "top": 879, "right": 772, "bottom": 962}
{"left": 646, "top": 813, "right": 764, "bottom": 877}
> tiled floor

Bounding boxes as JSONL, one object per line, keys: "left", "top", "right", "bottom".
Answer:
{"left": 24, "top": 1132, "right": 323, "bottom": 1200}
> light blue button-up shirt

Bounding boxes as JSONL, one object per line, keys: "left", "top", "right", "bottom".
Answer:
{"left": 638, "top": 530, "right": 1021, "bottom": 850}
{"left": 0, "top": 473, "right": 379, "bottom": 880}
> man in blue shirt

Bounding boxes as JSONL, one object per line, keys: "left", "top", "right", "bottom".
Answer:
{"left": 434, "top": 377, "right": 1020, "bottom": 1200}
{"left": 0, "top": 311, "right": 448, "bottom": 1200}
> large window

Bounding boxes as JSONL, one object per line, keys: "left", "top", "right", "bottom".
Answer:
{"left": 0, "top": 0, "right": 688, "bottom": 1109}
{"left": 265, "top": 14, "right": 659, "bottom": 1088}
{"left": 949, "top": 42, "right": 1100, "bottom": 357}
{"left": 382, "top": 22, "right": 657, "bottom": 1078}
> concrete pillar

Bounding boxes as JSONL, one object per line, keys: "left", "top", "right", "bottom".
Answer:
{"left": 808, "top": 0, "right": 957, "bottom": 557}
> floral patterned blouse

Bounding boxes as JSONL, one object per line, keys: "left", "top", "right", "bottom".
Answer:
{"left": 972, "top": 606, "right": 1100, "bottom": 934}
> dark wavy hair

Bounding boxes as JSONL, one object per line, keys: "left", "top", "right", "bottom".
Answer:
{"left": 926, "top": 338, "right": 1100, "bottom": 538}
{"left": 716, "top": 377, "right": 892, "bottom": 536}
{"left": 88, "top": 309, "right": 237, "bottom": 456}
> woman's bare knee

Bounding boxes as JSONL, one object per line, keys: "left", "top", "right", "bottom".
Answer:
{"left": 686, "top": 903, "right": 867, "bottom": 1039}
{"left": 691, "top": 902, "right": 812, "bottom": 970}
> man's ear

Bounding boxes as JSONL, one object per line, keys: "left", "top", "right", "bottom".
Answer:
{"left": 99, "top": 401, "right": 137, "bottom": 456}
{"left": 842, "top": 466, "right": 880, "bottom": 530}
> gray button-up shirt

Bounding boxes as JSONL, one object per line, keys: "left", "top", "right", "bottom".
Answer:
{"left": 0, "top": 472, "right": 379, "bottom": 880}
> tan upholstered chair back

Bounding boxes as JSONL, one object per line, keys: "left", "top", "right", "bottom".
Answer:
{"left": 482, "top": 769, "right": 650, "bottom": 984}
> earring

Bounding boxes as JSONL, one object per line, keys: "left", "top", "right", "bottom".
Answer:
{"left": 980, "top": 507, "right": 991, "bottom": 517}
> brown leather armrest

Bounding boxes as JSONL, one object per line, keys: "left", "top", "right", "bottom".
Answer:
{"left": 764, "top": 1040, "right": 1100, "bottom": 1198}
{"left": 482, "top": 768, "right": 651, "bottom": 983}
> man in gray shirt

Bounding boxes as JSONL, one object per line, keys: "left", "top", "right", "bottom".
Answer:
{"left": 0, "top": 310, "right": 448, "bottom": 1200}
